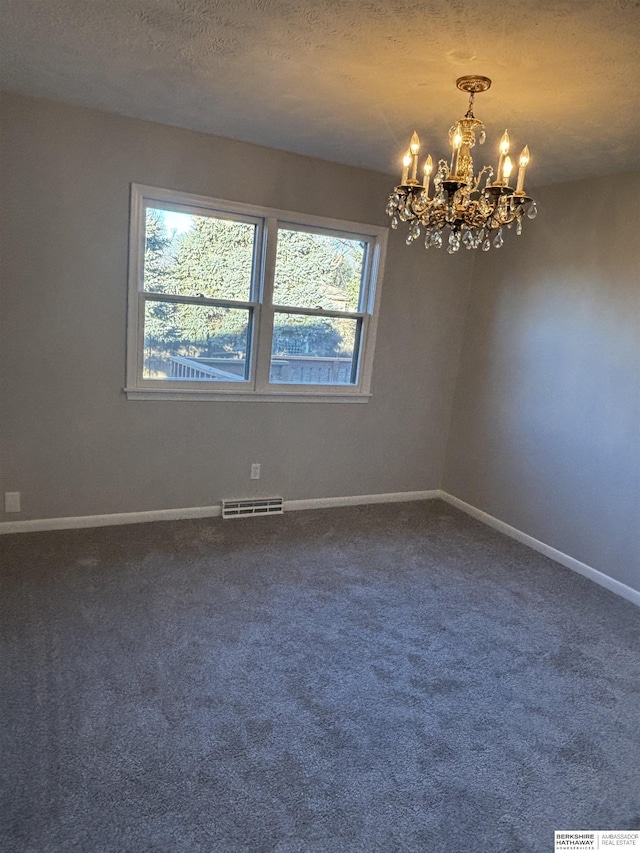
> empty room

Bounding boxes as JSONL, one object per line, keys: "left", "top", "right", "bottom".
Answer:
{"left": 1, "top": 1, "right": 639, "bottom": 851}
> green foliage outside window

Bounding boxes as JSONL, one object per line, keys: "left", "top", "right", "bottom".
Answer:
{"left": 143, "top": 210, "right": 364, "bottom": 357}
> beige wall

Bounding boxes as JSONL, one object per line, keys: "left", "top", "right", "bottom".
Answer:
{"left": 444, "top": 172, "right": 640, "bottom": 591}
{"left": 0, "top": 92, "right": 472, "bottom": 521}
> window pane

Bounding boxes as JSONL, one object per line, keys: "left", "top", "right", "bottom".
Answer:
{"left": 144, "top": 207, "right": 255, "bottom": 301}
{"left": 273, "top": 229, "right": 365, "bottom": 312}
{"left": 143, "top": 300, "right": 250, "bottom": 381}
{"left": 270, "top": 312, "right": 359, "bottom": 385}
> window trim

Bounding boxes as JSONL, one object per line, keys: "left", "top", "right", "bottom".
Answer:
{"left": 125, "top": 184, "right": 388, "bottom": 402}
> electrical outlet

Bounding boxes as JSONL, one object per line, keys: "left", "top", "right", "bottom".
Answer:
{"left": 5, "top": 492, "right": 21, "bottom": 513}
{"left": 250, "top": 463, "right": 261, "bottom": 480}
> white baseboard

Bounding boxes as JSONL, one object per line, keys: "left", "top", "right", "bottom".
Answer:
{"left": 438, "top": 491, "right": 640, "bottom": 608}
{"left": 0, "top": 504, "right": 222, "bottom": 534}
{"left": 2, "top": 489, "right": 637, "bottom": 608}
{"left": 285, "top": 490, "right": 439, "bottom": 512}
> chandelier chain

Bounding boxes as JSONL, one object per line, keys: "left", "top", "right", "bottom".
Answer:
{"left": 465, "top": 92, "right": 476, "bottom": 119}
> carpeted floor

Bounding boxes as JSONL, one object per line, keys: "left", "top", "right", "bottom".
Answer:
{"left": 1, "top": 500, "right": 639, "bottom": 853}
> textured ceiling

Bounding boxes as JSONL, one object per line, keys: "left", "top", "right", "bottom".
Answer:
{"left": 2, "top": 0, "right": 640, "bottom": 185}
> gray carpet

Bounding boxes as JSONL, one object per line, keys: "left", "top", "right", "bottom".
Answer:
{"left": 1, "top": 500, "right": 639, "bottom": 853}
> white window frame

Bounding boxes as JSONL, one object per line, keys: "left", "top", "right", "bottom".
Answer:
{"left": 125, "top": 184, "right": 388, "bottom": 402}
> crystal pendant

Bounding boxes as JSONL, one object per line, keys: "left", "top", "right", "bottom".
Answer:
{"left": 479, "top": 129, "right": 486, "bottom": 144}
{"left": 411, "top": 223, "right": 421, "bottom": 240}
{"left": 424, "top": 229, "right": 432, "bottom": 249}
{"left": 391, "top": 216, "right": 399, "bottom": 230}
{"left": 527, "top": 202, "right": 538, "bottom": 219}
{"left": 433, "top": 229, "right": 443, "bottom": 249}
{"left": 386, "top": 202, "right": 395, "bottom": 216}
{"left": 493, "top": 228, "right": 504, "bottom": 249}
{"left": 482, "top": 238, "right": 491, "bottom": 252}
{"left": 406, "top": 233, "right": 414, "bottom": 245}
{"left": 516, "top": 219, "right": 523, "bottom": 236}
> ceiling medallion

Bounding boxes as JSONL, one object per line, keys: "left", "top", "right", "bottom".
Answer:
{"left": 386, "top": 76, "right": 537, "bottom": 253}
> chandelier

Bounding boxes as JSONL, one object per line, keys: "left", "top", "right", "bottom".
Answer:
{"left": 385, "top": 76, "right": 537, "bottom": 252}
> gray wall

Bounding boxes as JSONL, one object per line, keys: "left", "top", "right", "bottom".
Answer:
{"left": 0, "top": 92, "right": 472, "bottom": 521}
{"left": 444, "top": 172, "right": 640, "bottom": 591}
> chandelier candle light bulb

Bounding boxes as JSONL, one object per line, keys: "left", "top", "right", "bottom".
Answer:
{"left": 496, "top": 130, "right": 510, "bottom": 184}
{"left": 451, "top": 125, "right": 463, "bottom": 176}
{"left": 401, "top": 151, "right": 411, "bottom": 185}
{"left": 423, "top": 154, "right": 433, "bottom": 195}
{"left": 516, "top": 146, "right": 530, "bottom": 194}
{"left": 410, "top": 132, "right": 420, "bottom": 183}
{"left": 385, "top": 76, "right": 537, "bottom": 251}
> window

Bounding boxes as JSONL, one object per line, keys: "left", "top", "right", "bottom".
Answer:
{"left": 125, "top": 185, "right": 387, "bottom": 402}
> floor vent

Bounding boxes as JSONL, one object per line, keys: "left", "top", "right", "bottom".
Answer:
{"left": 221, "top": 497, "right": 284, "bottom": 519}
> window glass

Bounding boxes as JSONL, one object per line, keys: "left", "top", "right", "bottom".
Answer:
{"left": 143, "top": 300, "right": 250, "bottom": 381}
{"left": 273, "top": 228, "right": 365, "bottom": 312}
{"left": 144, "top": 207, "right": 255, "bottom": 301}
{"left": 269, "top": 312, "right": 359, "bottom": 385}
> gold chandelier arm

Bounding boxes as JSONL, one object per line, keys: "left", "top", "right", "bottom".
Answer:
{"left": 472, "top": 165, "right": 493, "bottom": 193}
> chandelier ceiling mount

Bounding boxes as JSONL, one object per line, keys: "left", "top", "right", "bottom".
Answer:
{"left": 456, "top": 74, "right": 492, "bottom": 94}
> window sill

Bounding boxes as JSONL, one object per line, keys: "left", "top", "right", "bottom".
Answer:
{"left": 123, "top": 387, "right": 372, "bottom": 403}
